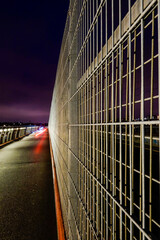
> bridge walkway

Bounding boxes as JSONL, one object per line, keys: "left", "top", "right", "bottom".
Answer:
{"left": 0, "top": 130, "right": 57, "bottom": 240}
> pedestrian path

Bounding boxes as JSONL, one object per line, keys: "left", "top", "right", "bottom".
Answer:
{"left": 0, "top": 130, "right": 57, "bottom": 240}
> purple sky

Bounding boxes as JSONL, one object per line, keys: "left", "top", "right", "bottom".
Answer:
{"left": 0, "top": 0, "right": 69, "bottom": 123}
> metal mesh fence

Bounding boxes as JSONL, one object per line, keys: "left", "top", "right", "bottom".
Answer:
{"left": 49, "top": 0, "right": 160, "bottom": 239}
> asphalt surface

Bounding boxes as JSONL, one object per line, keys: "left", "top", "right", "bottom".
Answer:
{"left": 0, "top": 130, "right": 57, "bottom": 240}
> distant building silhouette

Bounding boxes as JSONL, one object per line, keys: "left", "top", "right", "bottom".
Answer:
{"left": 49, "top": 0, "right": 160, "bottom": 239}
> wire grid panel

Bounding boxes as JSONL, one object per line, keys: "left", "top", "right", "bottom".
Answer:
{"left": 49, "top": 0, "right": 160, "bottom": 239}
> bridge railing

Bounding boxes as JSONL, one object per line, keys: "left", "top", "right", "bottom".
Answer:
{"left": 0, "top": 126, "right": 39, "bottom": 147}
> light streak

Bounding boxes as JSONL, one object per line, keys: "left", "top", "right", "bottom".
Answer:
{"left": 35, "top": 128, "right": 47, "bottom": 137}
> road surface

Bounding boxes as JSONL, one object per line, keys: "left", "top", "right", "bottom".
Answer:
{"left": 0, "top": 130, "right": 57, "bottom": 240}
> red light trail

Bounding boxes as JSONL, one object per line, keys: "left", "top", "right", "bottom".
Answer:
{"left": 35, "top": 128, "right": 47, "bottom": 137}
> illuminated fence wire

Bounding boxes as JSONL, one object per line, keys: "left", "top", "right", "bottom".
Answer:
{"left": 49, "top": 0, "right": 160, "bottom": 239}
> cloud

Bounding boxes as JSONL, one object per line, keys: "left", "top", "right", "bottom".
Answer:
{"left": 0, "top": 104, "right": 49, "bottom": 122}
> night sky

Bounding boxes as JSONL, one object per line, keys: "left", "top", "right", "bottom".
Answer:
{"left": 0, "top": 0, "right": 69, "bottom": 123}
